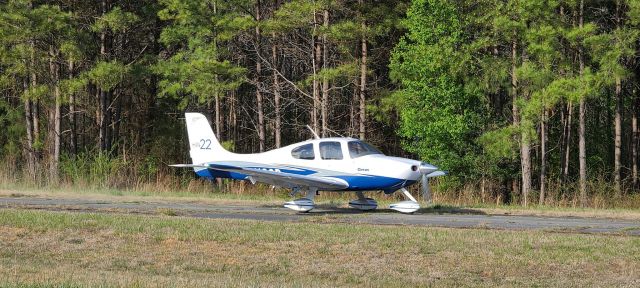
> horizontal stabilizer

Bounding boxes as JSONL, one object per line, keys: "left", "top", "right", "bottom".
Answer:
{"left": 169, "top": 164, "right": 210, "bottom": 169}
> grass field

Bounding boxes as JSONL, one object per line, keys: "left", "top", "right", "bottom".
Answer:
{"left": 0, "top": 209, "right": 638, "bottom": 287}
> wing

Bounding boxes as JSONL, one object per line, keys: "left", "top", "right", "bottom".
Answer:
{"left": 172, "top": 161, "right": 349, "bottom": 190}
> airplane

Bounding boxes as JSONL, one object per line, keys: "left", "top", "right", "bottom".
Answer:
{"left": 171, "top": 113, "right": 446, "bottom": 213}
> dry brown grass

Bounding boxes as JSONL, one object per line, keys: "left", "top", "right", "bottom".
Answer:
{"left": 429, "top": 178, "right": 640, "bottom": 210}
{"left": 0, "top": 209, "right": 639, "bottom": 287}
{"left": 471, "top": 206, "right": 640, "bottom": 220}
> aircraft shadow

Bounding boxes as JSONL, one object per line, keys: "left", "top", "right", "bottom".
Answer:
{"left": 414, "top": 205, "right": 487, "bottom": 215}
{"left": 260, "top": 203, "right": 487, "bottom": 216}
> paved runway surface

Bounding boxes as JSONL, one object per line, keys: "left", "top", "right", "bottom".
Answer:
{"left": 1, "top": 195, "right": 639, "bottom": 235}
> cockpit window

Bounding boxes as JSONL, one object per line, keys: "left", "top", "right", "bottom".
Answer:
{"left": 291, "top": 143, "right": 315, "bottom": 160}
{"left": 348, "top": 141, "right": 383, "bottom": 158}
{"left": 319, "top": 141, "right": 343, "bottom": 160}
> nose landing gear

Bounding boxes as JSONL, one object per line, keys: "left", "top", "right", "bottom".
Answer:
{"left": 389, "top": 188, "right": 420, "bottom": 213}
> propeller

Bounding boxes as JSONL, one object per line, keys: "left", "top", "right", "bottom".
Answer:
{"left": 418, "top": 163, "right": 446, "bottom": 203}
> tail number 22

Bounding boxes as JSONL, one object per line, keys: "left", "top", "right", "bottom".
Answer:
{"left": 200, "top": 139, "right": 211, "bottom": 150}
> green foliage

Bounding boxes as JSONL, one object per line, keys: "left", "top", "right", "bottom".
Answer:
{"left": 59, "top": 41, "right": 83, "bottom": 62}
{"left": 221, "top": 140, "right": 235, "bottom": 152}
{"left": 158, "top": 0, "right": 253, "bottom": 44}
{"left": 388, "top": 0, "right": 486, "bottom": 184}
{"left": 140, "top": 155, "right": 160, "bottom": 179}
{"left": 155, "top": 49, "right": 246, "bottom": 109}
{"left": 155, "top": 0, "right": 249, "bottom": 109}
{"left": 0, "top": 98, "right": 23, "bottom": 157}
{"left": 60, "top": 152, "right": 124, "bottom": 187}
{"left": 92, "top": 7, "right": 139, "bottom": 33}
{"left": 2, "top": 0, "right": 640, "bottom": 203}
{"left": 22, "top": 84, "right": 48, "bottom": 101}
{"left": 478, "top": 126, "right": 518, "bottom": 160}
{"left": 59, "top": 77, "right": 88, "bottom": 100}
{"left": 264, "top": 0, "right": 319, "bottom": 33}
{"left": 586, "top": 28, "right": 638, "bottom": 85}
{"left": 30, "top": 4, "right": 73, "bottom": 36}
{"left": 87, "top": 60, "right": 130, "bottom": 91}
{"left": 630, "top": 1, "right": 640, "bottom": 25}
{"left": 59, "top": 149, "right": 181, "bottom": 189}
{"left": 300, "top": 63, "right": 358, "bottom": 87}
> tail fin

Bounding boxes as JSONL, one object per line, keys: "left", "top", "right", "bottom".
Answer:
{"left": 185, "top": 113, "right": 231, "bottom": 164}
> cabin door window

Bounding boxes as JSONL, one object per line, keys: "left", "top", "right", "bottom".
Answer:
{"left": 319, "top": 142, "right": 343, "bottom": 160}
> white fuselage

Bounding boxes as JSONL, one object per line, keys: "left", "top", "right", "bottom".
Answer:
{"left": 196, "top": 137, "right": 427, "bottom": 192}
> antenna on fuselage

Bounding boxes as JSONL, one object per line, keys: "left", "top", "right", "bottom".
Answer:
{"left": 306, "top": 125, "right": 320, "bottom": 140}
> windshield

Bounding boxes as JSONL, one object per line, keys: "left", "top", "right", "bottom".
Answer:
{"left": 348, "top": 141, "right": 383, "bottom": 158}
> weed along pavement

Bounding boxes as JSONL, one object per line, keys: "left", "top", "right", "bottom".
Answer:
{"left": 1, "top": 195, "right": 639, "bottom": 235}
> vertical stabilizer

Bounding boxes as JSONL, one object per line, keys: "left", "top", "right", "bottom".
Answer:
{"left": 184, "top": 113, "right": 231, "bottom": 164}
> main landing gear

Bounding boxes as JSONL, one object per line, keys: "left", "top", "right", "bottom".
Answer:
{"left": 284, "top": 188, "right": 420, "bottom": 214}
{"left": 284, "top": 188, "right": 316, "bottom": 212}
{"left": 348, "top": 191, "right": 378, "bottom": 211}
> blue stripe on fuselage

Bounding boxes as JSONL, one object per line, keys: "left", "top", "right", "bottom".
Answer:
{"left": 332, "top": 175, "right": 410, "bottom": 192}
{"left": 195, "top": 164, "right": 416, "bottom": 192}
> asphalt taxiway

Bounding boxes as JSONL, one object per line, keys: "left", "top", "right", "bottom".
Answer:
{"left": 1, "top": 195, "right": 638, "bottom": 235}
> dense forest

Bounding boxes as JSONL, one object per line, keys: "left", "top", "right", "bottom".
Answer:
{"left": 1, "top": 0, "right": 640, "bottom": 208}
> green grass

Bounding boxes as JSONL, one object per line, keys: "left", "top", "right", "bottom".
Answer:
{"left": 0, "top": 209, "right": 638, "bottom": 287}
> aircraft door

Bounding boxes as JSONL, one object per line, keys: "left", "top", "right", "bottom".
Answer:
{"left": 318, "top": 141, "right": 345, "bottom": 171}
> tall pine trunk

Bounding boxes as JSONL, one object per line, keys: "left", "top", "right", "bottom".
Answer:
{"left": 614, "top": 77, "right": 622, "bottom": 195}
{"left": 579, "top": 100, "right": 587, "bottom": 204}
{"left": 563, "top": 102, "right": 573, "bottom": 181}
{"left": 350, "top": 43, "right": 359, "bottom": 137}
{"left": 24, "top": 16, "right": 36, "bottom": 180}
{"left": 321, "top": 9, "right": 329, "bottom": 138}
{"left": 311, "top": 10, "right": 320, "bottom": 135}
{"left": 23, "top": 77, "right": 35, "bottom": 179}
{"left": 359, "top": 1, "right": 367, "bottom": 140}
{"left": 215, "top": 94, "right": 221, "bottom": 138}
{"left": 613, "top": 1, "right": 622, "bottom": 195}
{"left": 633, "top": 88, "right": 638, "bottom": 189}
{"left": 48, "top": 45, "right": 61, "bottom": 183}
{"left": 68, "top": 60, "right": 77, "bottom": 155}
{"left": 97, "top": 0, "right": 111, "bottom": 152}
{"left": 229, "top": 90, "right": 237, "bottom": 146}
{"left": 512, "top": 39, "right": 530, "bottom": 206}
{"left": 30, "top": 30, "right": 41, "bottom": 180}
{"left": 255, "top": 0, "right": 265, "bottom": 151}
{"left": 213, "top": 2, "right": 222, "bottom": 142}
{"left": 540, "top": 109, "right": 547, "bottom": 205}
{"left": 272, "top": 31, "right": 281, "bottom": 148}
{"left": 578, "top": 0, "right": 587, "bottom": 206}
{"left": 520, "top": 123, "right": 531, "bottom": 207}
